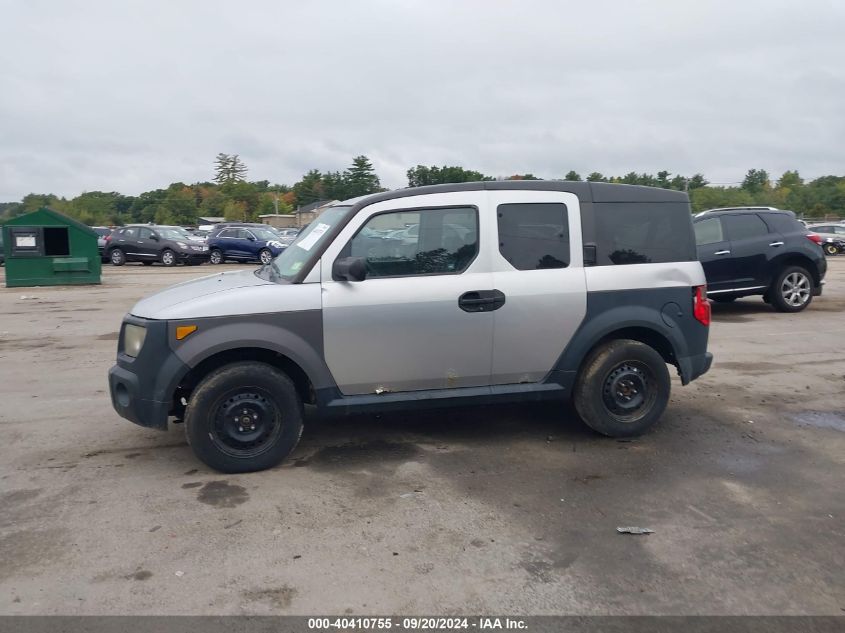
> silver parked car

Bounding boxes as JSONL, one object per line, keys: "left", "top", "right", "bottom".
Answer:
{"left": 808, "top": 223, "right": 845, "bottom": 255}
{"left": 108, "top": 182, "right": 713, "bottom": 473}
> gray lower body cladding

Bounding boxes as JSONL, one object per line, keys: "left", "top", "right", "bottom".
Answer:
{"left": 554, "top": 286, "right": 712, "bottom": 385}
{"left": 108, "top": 310, "right": 328, "bottom": 430}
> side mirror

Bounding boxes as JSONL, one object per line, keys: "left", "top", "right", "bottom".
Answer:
{"left": 150, "top": 234, "right": 160, "bottom": 241}
{"left": 333, "top": 256, "right": 367, "bottom": 282}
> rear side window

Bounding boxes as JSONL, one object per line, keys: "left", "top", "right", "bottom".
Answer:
{"left": 593, "top": 203, "right": 696, "bottom": 265}
{"left": 725, "top": 214, "right": 769, "bottom": 240}
{"left": 497, "top": 203, "right": 569, "bottom": 270}
{"left": 694, "top": 218, "right": 724, "bottom": 245}
{"left": 122, "top": 228, "right": 137, "bottom": 239}
{"left": 762, "top": 213, "right": 803, "bottom": 234}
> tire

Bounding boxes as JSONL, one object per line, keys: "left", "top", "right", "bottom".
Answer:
{"left": 209, "top": 249, "right": 224, "bottom": 265}
{"left": 184, "top": 362, "right": 304, "bottom": 473}
{"left": 712, "top": 296, "right": 736, "bottom": 303}
{"left": 142, "top": 261, "right": 154, "bottom": 266}
{"left": 160, "top": 249, "right": 177, "bottom": 267}
{"left": 771, "top": 265, "right": 813, "bottom": 313}
{"left": 259, "top": 248, "right": 273, "bottom": 265}
{"left": 823, "top": 243, "right": 839, "bottom": 256}
{"left": 573, "top": 339, "right": 670, "bottom": 438}
{"left": 109, "top": 248, "right": 125, "bottom": 266}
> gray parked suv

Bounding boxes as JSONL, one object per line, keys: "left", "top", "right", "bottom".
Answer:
{"left": 109, "top": 182, "right": 713, "bottom": 472}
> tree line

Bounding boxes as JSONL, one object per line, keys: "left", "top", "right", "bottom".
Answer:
{"left": 1, "top": 156, "right": 843, "bottom": 227}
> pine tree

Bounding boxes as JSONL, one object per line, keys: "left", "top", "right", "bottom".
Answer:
{"left": 343, "top": 155, "right": 381, "bottom": 198}
{"left": 213, "top": 153, "right": 248, "bottom": 184}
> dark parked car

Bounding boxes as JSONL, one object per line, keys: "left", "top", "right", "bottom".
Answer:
{"left": 107, "top": 225, "right": 209, "bottom": 266}
{"left": 207, "top": 225, "right": 286, "bottom": 265}
{"left": 693, "top": 207, "right": 827, "bottom": 312}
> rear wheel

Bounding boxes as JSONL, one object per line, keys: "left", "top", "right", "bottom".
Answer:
{"left": 184, "top": 362, "right": 304, "bottom": 473}
{"left": 160, "top": 249, "right": 177, "bottom": 267}
{"left": 824, "top": 243, "right": 839, "bottom": 256}
{"left": 573, "top": 339, "right": 670, "bottom": 438}
{"left": 209, "top": 249, "right": 224, "bottom": 265}
{"left": 771, "top": 265, "right": 813, "bottom": 313}
{"left": 259, "top": 248, "right": 273, "bottom": 265}
{"left": 109, "top": 248, "right": 125, "bottom": 266}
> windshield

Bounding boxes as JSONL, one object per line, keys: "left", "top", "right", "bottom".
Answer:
{"left": 270, "top": 206, "right": 352, "bottom": 281}
{"left": 157, "top": 228, "right": 189, "bottom": 240}
{"left": 251, "top": 227, "right": 280, "bottom": 241}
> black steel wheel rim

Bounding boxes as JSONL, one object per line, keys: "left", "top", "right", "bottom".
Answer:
{"left": 210, "top": 387, "right": 282, "bottom": 457}
{"left": 602, "top": 361, "right": 656, "bottom": 421}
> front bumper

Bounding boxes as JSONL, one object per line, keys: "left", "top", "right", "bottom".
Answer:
{"left": 176, "top": 250, "right": 209, "bottom": 263}
{"left": 108, "top": 317, "right": 190, "bottom": 430}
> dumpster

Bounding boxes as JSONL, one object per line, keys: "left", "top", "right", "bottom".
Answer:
{"left": 2, "top": 207, "right": 102, "bottom": 287}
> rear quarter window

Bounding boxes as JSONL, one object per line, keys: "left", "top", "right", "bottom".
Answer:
{"left": 762, "top": 213, "right": 804, "bottom": 234}
{"left": 593, "top": 202, "right": 696, "bottom": 266}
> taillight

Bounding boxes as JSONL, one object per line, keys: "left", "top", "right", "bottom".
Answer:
{"left": 806, "top": 233, "right": 823, "bottom": 245}
{"left": 105, "top": 235, "right": 112, "bottom": 243}
{"left": 693, "top": 285, "right": 711, "bottom": 326}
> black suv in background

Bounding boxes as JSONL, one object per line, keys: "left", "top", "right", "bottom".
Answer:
{"left": 107, "top": 225, "right": 209, "bottom": 266}
{"left": 693, "top": 207, "right": 826, "bottom": 312}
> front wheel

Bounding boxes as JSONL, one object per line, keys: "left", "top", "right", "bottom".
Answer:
{"left": 109, "top": 248, "right": 126, "bottom": 266}
{"left": 184, "top": 362, "right": 304, "bottom": 473}
{"left": 259, "top": 248, "right": 273, "bottom": 265}
{"left": 209, "top": 249, "right": 224, "bottom": 265}
{"left": 771, "top": 265, "right": 813, "bottom": 313}
{"left": 573, "top": 339, "right": 670, "bottom": 438}
{"left": 160, "top": 249, "right": 177, "bottom": 267}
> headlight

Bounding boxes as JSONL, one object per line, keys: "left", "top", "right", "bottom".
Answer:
{"left": 176, "top": 241, "right": 188, "bottom": 249}
{"left": 123, "top": 324, "right": 147, "bottom": 358}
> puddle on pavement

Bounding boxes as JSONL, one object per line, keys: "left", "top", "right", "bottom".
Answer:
{"left": 791, "top": 411, "right": 845, "bottom": 432}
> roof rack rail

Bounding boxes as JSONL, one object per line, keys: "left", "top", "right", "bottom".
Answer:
{"left": 698, "top": 206, "right": 779, "bottom": 215}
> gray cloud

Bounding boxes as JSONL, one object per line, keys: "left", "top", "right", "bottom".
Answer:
{"left": 1, "top": 0, "right": 844, "bottom": 200}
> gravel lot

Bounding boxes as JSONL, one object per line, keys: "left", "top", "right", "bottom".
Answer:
{"left": 1, "top": 260, "right": 843, "bottom": 615}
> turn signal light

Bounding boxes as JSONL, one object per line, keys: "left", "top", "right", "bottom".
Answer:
{"left": 693, "top": 285, "right": 711, "bottom": 326}
{"left": 175, "top": 325, "right": 197, "bottom": 340}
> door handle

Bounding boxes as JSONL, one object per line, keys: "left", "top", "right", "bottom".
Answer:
{"left": 714, "top": 250, "right": 731, "bottom": 255}
{"left": 769, "top": 241, "right": 784, "bottom": 247}
{"left": 459, "top": 290, "right": 506, "bottom": 313}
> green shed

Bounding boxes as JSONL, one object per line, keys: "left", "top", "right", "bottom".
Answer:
{"left": 2, "top": 207, "right": 102, "bottom": 287}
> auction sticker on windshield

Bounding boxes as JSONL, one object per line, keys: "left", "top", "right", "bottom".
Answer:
{"left": 297, "top": 223, "right": 331, "bottom": 251}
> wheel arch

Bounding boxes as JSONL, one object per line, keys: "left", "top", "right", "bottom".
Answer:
{"left": 174, "top": 347, "right": 316, "bottom": 415}
{"left": 771, "top": 253, "right": 821, "bottom": 286}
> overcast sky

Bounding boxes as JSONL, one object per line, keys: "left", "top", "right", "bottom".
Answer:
{"left": 1, "top": 0, "right": 844, "bottom": 200}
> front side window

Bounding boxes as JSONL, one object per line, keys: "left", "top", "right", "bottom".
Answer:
{"left": 725, "top": 214, "right": 769, "bottom": 241}
{"left": 138, "top": 228, "right": 153, "bottom": 240}
{"left": 497, "top": 203, "right": 569, "bottom": 270}
{"left": 694, "top": 218, "right": 724, "bottom": 245}
{"left": 345, "top": 206, "right": 478, "bottom": 278}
